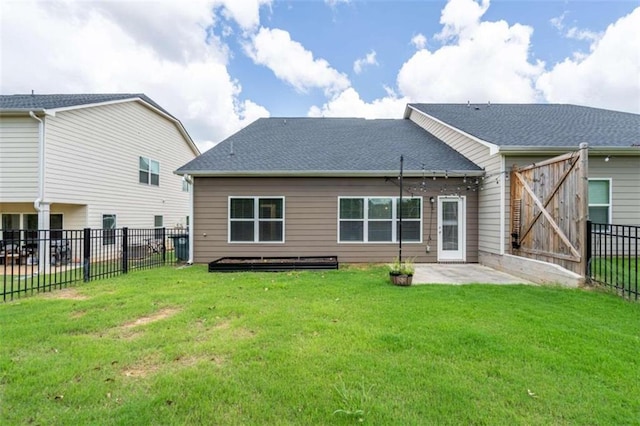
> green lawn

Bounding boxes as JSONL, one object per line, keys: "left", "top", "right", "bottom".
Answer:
{"left": 1, "top": 265, "right": 639, "bottom": 425}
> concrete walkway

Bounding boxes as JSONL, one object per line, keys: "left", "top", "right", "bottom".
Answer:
{"left": 413, "top": 263, "right": 533, "bottom": 285}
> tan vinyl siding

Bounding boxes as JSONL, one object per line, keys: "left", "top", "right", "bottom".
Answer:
{"left": 193, "top": 176, "right": 478, "bottom": 264}
{"left": 589, "top": 156, "right": 640, "bottom": 225}
{"left": 409, "top": 109, "right": 503, "bottom": 254}
{"left": 0, "top": 116, "right": 39, "bottom": 201}
{"left": 43, "top": 102, "right": 195, "bottom": 229}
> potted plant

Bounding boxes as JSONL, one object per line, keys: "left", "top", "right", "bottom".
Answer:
{"left": 388, "top": 258, "right": 415, "bottom": 286}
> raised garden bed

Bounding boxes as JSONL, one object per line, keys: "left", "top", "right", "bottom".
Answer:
{"left": 208, "top": 256, "right": 338, "bottom": 272}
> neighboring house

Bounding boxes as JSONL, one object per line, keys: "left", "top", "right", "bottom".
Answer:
{"left": 176, "top": 104, "right": 639, "bottom": 284}
{"left": 0, "top": 93, "right": 200, "bottom": 242}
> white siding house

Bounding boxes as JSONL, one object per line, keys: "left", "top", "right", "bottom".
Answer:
{"left": 0, "top": 94, "right": 199, "bottom": 237}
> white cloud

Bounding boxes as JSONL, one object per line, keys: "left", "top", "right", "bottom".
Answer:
{"left": 537, "top": 7, "right": 640, "bottom": 113}
{"left": 398, "top": 0, "right": 544, "bottom": 103}
{"left": 215, "top": 0, "right": 272, "bottom": 32}
{"left": 550, "top": 12, "right": 567, "bottom": 31}
{"left": 0, "top": 0, "right": 270, "bottom": 150}
{"left": 436, "top": 0, "right": 490, "bottom": 42}
{"left": 411, "top": 33, "right": 428, "bottom": 50}
{"left": 353, "top": 50, "right": 378, "bottom": 74}
{"left": 244, "top": 27, "right": 350, "bottom": 95}
{"left": 308, "top": 88, "right": 407, "bottom": 118}
{"left": 565, "top": 27, "right": 602, "bottom": 43}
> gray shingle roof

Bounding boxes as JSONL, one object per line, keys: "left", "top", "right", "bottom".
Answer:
{"left": 410, "top": 103, "right": 640, "bottom": 148}
{"left": 177, "top": 118, "right": 482, "bottom": 175}
{"left": 0, "top": 93, "right": 174, "bottom": 118}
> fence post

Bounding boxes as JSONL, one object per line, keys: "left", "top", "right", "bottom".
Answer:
{"left": 161, "top": 227, "right": 166, "bottom": 264}
{"left": 122, "top": 227, "right": 129, "bottom": 274}
{"left": 83, "top": 228, "right": 91, "bottom": 282}
{"left": 585, "top": 220, "right": 592, "bottom": 280}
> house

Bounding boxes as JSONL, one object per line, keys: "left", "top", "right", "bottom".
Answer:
{"left": 0, "top": 93, "right": 200, "bottom": 243}
{"left": 176, "top": 104, "right": 639, "bottom": 285}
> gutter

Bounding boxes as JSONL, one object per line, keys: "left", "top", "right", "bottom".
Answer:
{"left": 498, "top": 146, "right": 640, "bottom": 156}
{"left": 174, "top": 169, "right": 486, "bottom": 178}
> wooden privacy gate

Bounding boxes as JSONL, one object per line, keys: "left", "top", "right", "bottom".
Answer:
{"left": 510, "top": 144, "right": 589, "bottom": 276}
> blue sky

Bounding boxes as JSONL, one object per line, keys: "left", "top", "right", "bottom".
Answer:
{"left": 1, "top": 0, "right": 638, "bottom": 151}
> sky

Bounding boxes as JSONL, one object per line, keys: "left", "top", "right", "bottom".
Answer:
{"left": 1, "top": 0, "right": 639, "bottom": 152}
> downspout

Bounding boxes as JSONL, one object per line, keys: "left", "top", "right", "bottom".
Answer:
{"left": 29, "top": 111, "right": 45, "bottom": 211}
{"left": 28, "top": 111, "right": 50, "bottom": 272}
{"left": 183, "top": 174, "right": 194, "bottom": 264}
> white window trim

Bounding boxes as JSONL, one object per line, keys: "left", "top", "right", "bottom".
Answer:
{"left": 337, "top": 196, "right": 423, "bottom": 244}
{"left": 588, "top": 178, "right": 612, "bottom": 225}
{"left": 228, "top": 196, "right": 285, "bottom": 244}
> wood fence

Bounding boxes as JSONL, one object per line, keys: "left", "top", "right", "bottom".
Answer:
{"left": 510, "top": 144, "right": 589, "bottom": 276}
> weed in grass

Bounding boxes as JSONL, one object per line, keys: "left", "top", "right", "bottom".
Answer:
{"left": 333, "top": 377, "right": 374, "bottom": 422}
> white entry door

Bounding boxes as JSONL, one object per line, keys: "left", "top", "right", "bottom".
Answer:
{"left": 437, "top": 196, "right": 466, "bottom": 262}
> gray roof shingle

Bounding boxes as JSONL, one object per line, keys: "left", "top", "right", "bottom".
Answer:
{"left": 177, "top": 118, "right": 482, "bottom": 175}
{"left": 0, "top": 93, "right": 174, "bottom": 118}
{"left": 410, "top": 103, "right": 640, "bottom": 148}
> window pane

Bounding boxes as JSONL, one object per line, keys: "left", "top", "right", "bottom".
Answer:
{"left": 154, "top": 215, "right": 163, "bottom": 227}
{"left": 150, "top": 173, "right": 159, "bottom": 186}
{"left": 51, "top": 214, "right": 63, "bottom": 240}
{"left": 259, "top": 221, "right": 283, "bottom": 242}
{"left": 230, "top": 199, "right": 254, "bottom": 219}
{"left": 398, "top": 221, "right": 421, "bottom": 242}
{"left": 589, "top": 206, "right": 609, "bottom": 224}
{"left": 588, "top": 180, "right": 609, "bottom": 204}
{"left": 368, "top": 221, "right": 392, "bottom": 241}
{"left": 150, "top": 160, "right": 159, "bottom": 174}
{"left": 368, "top": 198, "right": 392, "bottom": 219}
{"left": 102, "top": 214, "right": 116, "bottom": 245}
{"left": 139, "top": 157, "right": 149, "bottom": 171}
{"left": 230, "top": 221, "right": 254, "bottom": 241}
{"left": 139, "top": 170, "right": 149, "bottom": 184}
{"left": 340, "top": 199, "right": 363, "bottom": 219}
{"left": 340, "top": 221, "right": 363, "bottom": 241}
{"left": 25, "top": 214, "right": 38, "bottom": 230}
{"left": 259, "top": 198, "right": 283, "bottom": 219}
{"left": 103, "top": 215, "right": 116, "bottom": 229}
{"left": 399, "top": 198, "right": 421, "bottom": 219}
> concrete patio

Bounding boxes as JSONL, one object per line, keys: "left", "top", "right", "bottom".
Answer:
{"left": 413, "top": 263, "right": 533, "bottom": 285}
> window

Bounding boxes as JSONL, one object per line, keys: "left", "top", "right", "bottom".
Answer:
{"left": 102, "top": 214, "right": 116, "bottom": 245}
{"left": 229, "top": 197, "right": 284, "bottom": 243}
{"left": 338, "top": 197, "right": 422, "bottom": 243}
{"left": 154, "top": 215, "right": 163, "bottom": 240}
{"left": 1, "top": 214, "right": 20, "bottom": 241}
{"left": 139, "top": 156, "right": 159, "bottom": 186}
{"left": 24, "top": 214, "right": 63, "bottom": 240}
{"left": 588, "top": 179, "right": 611, "bottom": 224}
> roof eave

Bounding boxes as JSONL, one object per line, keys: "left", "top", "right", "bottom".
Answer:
{"left": 498, "top": 146, "right": 640, "bottom": 156}
{"left": 174, "top": 169, "right": 486, "bottom": 178}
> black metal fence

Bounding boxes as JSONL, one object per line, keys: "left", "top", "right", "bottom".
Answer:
{"left": 1, "top": 227, "right": 189, "bottom": 301}
{"left": 586, "top": 221, "right": 639, "bottom": 300}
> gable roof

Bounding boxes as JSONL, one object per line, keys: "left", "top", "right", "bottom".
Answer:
{"left": 0, "top": 93, "right": 174, "bottom": 118}
{"left": 176, "top": 117, "right": 483, "bottom": 177}
{"left": 408, "top": 103, "right": 640, "bottom": 150}
{"left": 0, "top": 93, "right": 199, "bottom": 155}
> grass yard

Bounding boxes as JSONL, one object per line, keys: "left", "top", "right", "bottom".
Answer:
{"left": 1, "top": 265, "right": 639, "bottom": 424}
